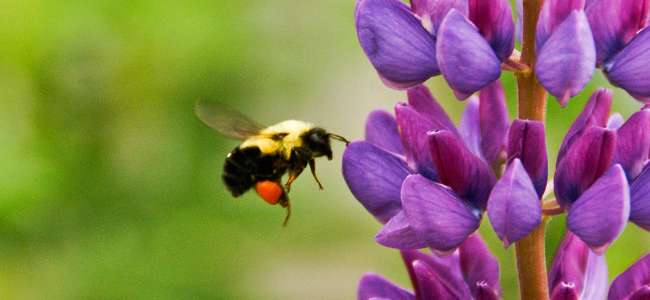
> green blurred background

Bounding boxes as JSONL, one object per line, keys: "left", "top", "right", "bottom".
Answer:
{"left": 0, "top": 0, "right": 648, "bottom": 299}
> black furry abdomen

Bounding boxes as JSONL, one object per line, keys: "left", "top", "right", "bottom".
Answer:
{"left": 222, "top": 147, "right": 288, "bottom": 197}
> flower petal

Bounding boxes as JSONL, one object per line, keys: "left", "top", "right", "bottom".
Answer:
{"left": 558, "top": 88, "right": 612, "bottom": 163}
{"left": 356, "top": 0, "right": 439, "bottom": 89}
{"left": 437, "top": 10, "right": 501, "bottom": 99}
{"left": 412, "top": 260, "right": 454, "bottom": 300}
{"left": 395, "top": 103, "right": 439, "bottom": 180}
{"left": 459, "top": 97, "right": 482, "bottom": 158}
{"left": 468, "top": 0, "right": 515, "bottom": 60}
{"left": 535, "top": 10, "right": 596, "bottom": 106}
{"left": 458, "top": 233, "right": 501, "bottom": 298}
{"left": 549, "top": 232, "right": 608, "bottom": 300}
{"left": 401, "top": 174, "right": 481, "bottom": 251}
{"left": 567, "top": 164, "right": 630, "bottom": 253}
{"left": 487, "top": 159, "right": 542, "bottom": 247}
{"left": 536, "top": 0, "right": 586, "bottom": 49}
{"left": 614, "top": 108, "right": 650, "bottom": 180}
{"left": 608, "top": 253, "right": 650, "bottom": 300}
{"left": 342, "top": 141, "right": 412, "bottom": 223}
{"left": 410, "top": 0, "right": 468, "bottom": 33}
{"left": 428, "top": 130, "right": 496, "bottom": 210}
{"left": 358, "top": 273, "right": 415, "bottom": 300}
{"left": 507, "top": 119, "right": 548, "bottom": 197}
{"left": 630, "top": 165, "right": 650, "bottom": 231}
{"left": 586, "top": 0, "right": 650, "bottom": 65}
{"left": 607, "top": 112, "right": 625, "bottom": 130}
{"left": 365, "top": 110, "right": 405, "bottom": 155}
{"left": 479, "top": 80, "right": 510, "bottom": 164}
{"left": 606, "top": 27, "right": 650, "bottom": 102}
{"left": 376, "top": 211, "right": 427, "bottom": 249}
{"left": 407, "top": 85, "right": 458, "bottom": 135}
{"left": 401, "top": 250, "right": 471, "bottom": 299}
{"left": 554, "top": 126, "right": 617, "bottom": 207}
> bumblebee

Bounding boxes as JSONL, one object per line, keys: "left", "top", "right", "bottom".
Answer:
{"left": 195, "top": 100, "right": 349, "bottom": 225}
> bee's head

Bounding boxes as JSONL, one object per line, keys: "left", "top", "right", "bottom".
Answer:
{"left": 303, "top": 128, "right": 334, "bottom": 159}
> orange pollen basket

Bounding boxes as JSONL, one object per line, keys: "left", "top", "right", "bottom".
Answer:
{"left": 255, "top": 181, "right": 284, "bottom": 205}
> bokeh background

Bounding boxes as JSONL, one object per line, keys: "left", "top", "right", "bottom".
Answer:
{"left": 1, "top": 0, "right": 648, "bottom": 299}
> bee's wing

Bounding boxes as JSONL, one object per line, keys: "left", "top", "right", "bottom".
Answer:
{"left": 195, "top": 99, "right": 266, "bottom": 140}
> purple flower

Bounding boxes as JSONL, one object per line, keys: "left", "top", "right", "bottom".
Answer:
{"left": 343, "top": 84, "right": 502, "bottom": 251}
{"left": 354, "top": 0, "right": 514, "bottom": 98}
{"left": 586, "top": 0, "right": 650, "bottom": 102}
{"left": 608, "top": 253, "right": 650, "bottom": 300}
{"left": 535, "top": 0, "right": 596, "bottom": 106}
{"left": 357, "top": 234, "right": 500, "bottom": 300}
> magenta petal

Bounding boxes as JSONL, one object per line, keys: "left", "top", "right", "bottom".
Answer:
{"left": 607, "top": 112, "right": 625, "bottom": 130}
{"left": 459, "top": 97, "right": 482, "bottom": 158}
{"left": 487, "top": 159, "right": 542, "bottom": 247}
{"left": 407, "top": 85, "right": 458, "bottom": 135}
{"left": 567, "top": 164, "right": 630, "bottom": 252}
{"left": 608, "top": 254, "right": 650, "bottom": 300}
{"left": 558, "top": 88, "right": 612, "bottom": 163}
{"left": 630, "top": 165, "right": 650, "bottom": 231}
{"left": 549, "top": 232, "right": 608, "bottom": 300}
{"left": 437, "top": 10, "right": 501, "bottom": 98}
{"left": 411, "top": 260, "right": 454, "bottom": 300}
{"left": 535, "top": 10, "right": 595, "bottom": 106}
{"left": 554, "top": 127, "right": 617, "bottom": 207}
{"left": 365, "top": 110, "right": 405, "bottom": 155}
{"left": 458, "top": 234, "right": 501, "bottom": 298}
{"left": 429, "top": 130, "right": 496, "bottom": 210}
{"left": 614, "top": 109, "right": 650, "bottom": 179}
{"left": 586, "top": 0, "right": 650, "bottom": 65}
{"left": 479, "top": 80, "right": 510, "bottom": 164}
{"left": 606, "top": 27, "right": 650, "bottom": 102}
{"left": 342, "top": 141, "right": 412, "bottom": 223}
{"left": 468, "top": 0, "right": 515, "bottom": 60}
{"left": 358, "top": 273, "right": 415, "bottom": 300}
{"left": 536, "top": 0, "right": 586, "bottom": 48}
{"left": 376, "top": 211, "right": 427, "bottom": 249}
{"left": 356, "top": 0, "right": 439, "bottom": 89}
{"left": 395, "top": 103, "right": 439, "bottom": 180}
{"left": 411, "top": 0, "right": 468, "bottom": 33}
{"left": 401, "top": 174, "right": 481, "bottom": 252}
{"left": 401, "top": 250, "right": 471, "bottom": 299}
{"left": 507, "top": 119, "right": 548, "bottom": 197}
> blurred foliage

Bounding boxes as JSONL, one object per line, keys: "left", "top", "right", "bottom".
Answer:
{"left": 0, "top": 0, "right": 648, "bottom": 299}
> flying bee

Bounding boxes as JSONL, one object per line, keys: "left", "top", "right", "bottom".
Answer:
{"left": 195, "top": 100, "right": 349, "bottom": 225}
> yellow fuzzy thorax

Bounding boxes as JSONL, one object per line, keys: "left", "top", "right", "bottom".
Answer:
{"left": 239, "top": 120, "right": 314, "bottom": 159}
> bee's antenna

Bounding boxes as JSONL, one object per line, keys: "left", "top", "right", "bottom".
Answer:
{"left": 328, "top": 133, "right": 350, "bottom": 146}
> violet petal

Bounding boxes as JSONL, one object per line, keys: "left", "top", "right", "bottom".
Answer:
{"left": 410, "top": 0, "right": 468, "bottom": 33}
{"left": 459, "top": 97, "right": 482, "bottom": 158}
{"left": 608, "top": 253, "right": 650, "bottom": 300}
{"left": 401, "top": 250, "right": 471, "bottom": 299}
{"left": 436, "top": 10, "right": 501, "bottom": 99}
{"left": 507, "top": 119, "right": 548, "bottom": 197}
{"left": 487, "top": 159, "right": 542, "bottom": 247}
{"left": 557, "top": 88, "right": 613, "bottom": 163}
{"left": 365, "top": 110, "right": 405, "bottom": 155}
{"left": 429, "top": 130, "right": 497, "bottom": 210}
{"left": 549, "top": 232, "right": 608, "bottom": 300}
{"left": 407, "top": 85, "right": 458, "bottom": 135}
{"left": 395, "top": 103, "right": 439, "bottom": 180}
{"left": 606, "top": 27, "right": 650, "bottom": 102}
{"left": 342, "top": 141, "right": 412, "bottom": 223}
{"left": 412, "top": 260, "right": 453, "bottom": 300}
{"left": 536, "top": 0, "right": 586, "bottom": 49}
{"left": 356, "top": 0, "right": 439, "bottom": 89}
{"left": 554, "top": 126, "right": 617, "bottom": 207}
{"left": 586, "top": 0, "right": 650, "bottom": 65}
{"left": 614, "top": 108, "right": 650, "bottom": 180}
{"left": 630, "top": 165, "right": 650, "bottom": 231}
{"left": 468, "top": 0, "right": 515, "bottom": 61}
{"left": 479, "top": 80, "right": 510, "bottom": 164}
{"left": 376, "top": 211, "right": 427, "bottom": 249}
{"left": 458, "top": 233, "right": 501, "bottom": 298}
{"left": 535, "top": 10, "right": 595, "bottom": 106}
{"left": 607, "top": 112, "right": 625, "bottom": 130}
{"left": 401, "top": 174, "right": 481, "bottom": 252}
{"left": 567, "top": 164, "right": 630, "bottom": 253}
{"left": 358, "top": 273, "right": 415, "bottom": 300}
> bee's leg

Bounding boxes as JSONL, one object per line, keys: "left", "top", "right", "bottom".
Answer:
{"left": 285, "top": 165, "right": 305, "bottom": 193}
{"left": 279, "top": 193, "right": 291, "bottom": 226}
{"left": 309, "top": 159, "right": 324, "bottom": 190}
